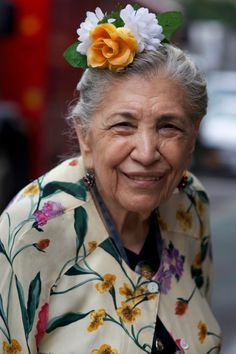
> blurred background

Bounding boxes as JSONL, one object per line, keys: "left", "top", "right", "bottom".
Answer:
{"left": 0, "top": 0, "right": 235, "bottom": 351}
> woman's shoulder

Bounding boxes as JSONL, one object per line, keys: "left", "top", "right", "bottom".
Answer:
{"left": 176, "top": 171, "right": 209, "bottom": 202}
{"left": 187, "top": 171, "right": 208, "bottom": 194}
{"left": 158, "top": 171, "right": 210, "bottom": 239}
{"left": 0, "top": 156, "right": 90, "bottom": 254}
{"left": 185, "top": 171, "right": 210, "bottom": 214}
{"left": 2, "top": 155, "right": 87, "bottom": 213}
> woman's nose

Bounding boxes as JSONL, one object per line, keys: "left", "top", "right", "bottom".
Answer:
{"left": 130, "top": 131, "right": 161, "bottom": 166}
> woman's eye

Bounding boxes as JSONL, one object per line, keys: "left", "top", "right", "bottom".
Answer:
{"left": 162, "top": 124, "right": 179, "bottom": 130}
{"left": 159, "top": 123, "right": 182, "bottom": 132}
{"left": 112, "top": 122, "right": 134, "bottom": 129}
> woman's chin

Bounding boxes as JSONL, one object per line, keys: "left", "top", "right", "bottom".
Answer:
{"left": 116, "top": 195, "right": 162, "bottom": 215}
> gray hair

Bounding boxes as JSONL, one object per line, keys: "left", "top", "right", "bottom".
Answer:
{"left": 67, "top": 44, "right": 208, "bottom": 129}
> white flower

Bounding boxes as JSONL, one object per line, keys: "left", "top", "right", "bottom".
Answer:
{"left": 76, "top": 7, "right": 105, "bottom": 55}
{"left": 120, "top": 4, "right": 164, "bottom": 52}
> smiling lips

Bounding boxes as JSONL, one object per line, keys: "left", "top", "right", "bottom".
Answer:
{"left": 123, "top": 172, "right": 163, "bottom": 183}
{"left": 128, "top": 175, "right": 160, "bottom": 181}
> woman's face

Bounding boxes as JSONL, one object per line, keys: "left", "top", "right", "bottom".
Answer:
{"left": 77, "top": 74, "right": 200, "bottom": 217}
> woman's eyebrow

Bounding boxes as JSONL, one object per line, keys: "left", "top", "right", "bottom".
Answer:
{"left": 108, "top": 111, "right": 137, "bottom": 120}
{"left": 157, "top": 113, "right": 187, "bottom": 123}
{"left": 107, "top": 112, "right": 187, "bottom": 124}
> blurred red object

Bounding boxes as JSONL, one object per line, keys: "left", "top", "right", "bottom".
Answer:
{"left": 0, "top": 0, "right": 51, "bottom": 177}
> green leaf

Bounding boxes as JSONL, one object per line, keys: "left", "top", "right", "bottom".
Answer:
{"left": 74, "top": 207, "right": 88, "bottom": 257}
{"left": 177, "top": 297, "right": 188, "bottom": 303}
{"left": 191, "top": 266, "right": 202, "bottom": 277}
{"left": 195, "top": 275, "right": 204, "bottom": 289}
{"left": 63, "top": 42, "right": 88, "bottom": 69}
{"left": 197, "top": 190, "right": 209, "bottom": 204}
{"left": 0, "top": 294, "right": 7, "bottom": 324}
{"left": 99, "top": 7, "right": 124, "bottom": 28}
{"left": 201, "top": 236, "right": 209, "bottom": 262}
{"left": 65, "top": 264, "right": 93, "bottom": 276}
{"left": 187, "top": 175, "right": 194, "bottom": 186}
{"left": 42, "top": 180, "right": 87, "bottom": 201}
{"left": 132, "top": 4, "right": 141, "bottom": 11}
{"left": 0, "top": 240, "right": 7, "bottom": 256}
{"left": 99, "top": 239, "right": 122, "bottom": 263}
{"left": 46, "top": 311, "right": 91, "bottom": 332}
{"left": 15, "top": 276, "right": 30, "bottom": 336}
{"left": 109, "top": 286, "right": 116, "bottom": 304}
{"left": 27, "top": 272, "right": 41, "bottom": 332}
{"left": 112, "top": 18, "right": 125, "bottom": 28}
{"left": 32, "top": 222, "right": 44, "bottom": 232}
{"left": 157, "top": 11, "right": 184, "bottom": 42}
{"left": 191, "top": 266, "right": 204, "bottom": 289}
{"left": 186, "top": 192, "right": 196, "bottom": 207}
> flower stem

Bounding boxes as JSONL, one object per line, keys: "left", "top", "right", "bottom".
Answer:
{"left": 207, "top": 332, "right": 221, "bottom": 339}
{"left": 136, "top": 325, "right": 155, "bottom": 341}
{"left": 187, "top": 285, "right": 197, "bottom": 302}
{"left": 11, "top": 244, "right": 33, "bottom": 262}
{"left": 9, "top": 218, "right": 34, "bottom": 257}
{"left": 55, "top": 256, "right": 77, "bottom": 283}
{"left": 0, "top": 325, "right": 10, "bottom": 342}
{"left": 7, "top": 272, "right": 13, "bottom": 324}
{"left": 51, "top": 277, "right": 100, "bottom": 295}
{"left": 206, "top": 345, "right": 221, "bottom": 354}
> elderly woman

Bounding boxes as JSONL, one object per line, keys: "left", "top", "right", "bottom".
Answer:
{"left": 0, "top": 4, "right": 221, "bottom": 354}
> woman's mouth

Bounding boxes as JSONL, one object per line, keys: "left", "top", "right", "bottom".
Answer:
{"left": 128, "top": 175, "right": 160, "bottom": 181}
{"left": 122, "top": 172, "right": 164, "bottom": 187}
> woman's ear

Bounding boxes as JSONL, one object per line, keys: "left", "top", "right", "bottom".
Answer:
{"left": 75, "top": 124, "right": 94, "bottom": 169}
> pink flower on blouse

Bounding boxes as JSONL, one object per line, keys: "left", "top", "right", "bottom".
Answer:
{"left": 34, "top": 201, "right": 64, "bottom": 226}
{"left": 34, "top": 211, "right": 48, "bottom": 226}
{"left": 35, "top": 303, "right": 49, "bottom": 346}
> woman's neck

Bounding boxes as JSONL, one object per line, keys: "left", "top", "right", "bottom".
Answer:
{"left": 91, "top": 186, "right": 152, "bottom": 254}
{"left": 118, "top": 213, "right": 151, "bottom": 254}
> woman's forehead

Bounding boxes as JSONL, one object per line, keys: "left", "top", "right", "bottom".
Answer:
{"left": 96, "top": 75, "right": 189, "bottom": 116}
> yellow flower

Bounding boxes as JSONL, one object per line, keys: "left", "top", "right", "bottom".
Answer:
{"left": 146, "top": 292, "right": 158, "bottom": 301}
{"left": 3, "top": 339, "right": 22, "bottom": 354}
{"left": 176, "top": 206, "right": 192, "bottom": 231}
{"left": 96, "top": 274, "right": 116, "bottom": 293}
{"left": 91, "top": 343, "right": 118, "bottom": 354}
{"left": 119, "top": 283, "right": 156, "bottom": 304}
{"left": 22, "top": 183, "right": 39, "bottom": 196}
{"left": 119, "top": 283, "right": 134, "bottom": 298}
{"left": 116, "top": 301, "right": 141, "bottom": 324}
{"left": 198, "top": 321, "right": 208, "bottom": 343}
{"left": 87, "top": 23, "right": 138, "bottom": 71}
{"left": 88, "top": 240, "right": 98, "bottom": 252}
{"left": 87, "top": 309, "right": 106, "bottom": 332}
{"left": 158, "top": 218, "right": 168, "bottom": 231}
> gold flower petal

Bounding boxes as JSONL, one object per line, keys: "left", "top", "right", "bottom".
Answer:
{"left": 198, "top": 320, "right": 208, "bottom": 343}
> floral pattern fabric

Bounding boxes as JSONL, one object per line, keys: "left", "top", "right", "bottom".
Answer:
{"left": 0, "top": 156, "right": 221, "bottom": 353}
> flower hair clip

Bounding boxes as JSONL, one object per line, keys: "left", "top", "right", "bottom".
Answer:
{"left": 64, "top": 4, "right": 183, "bottom": 72}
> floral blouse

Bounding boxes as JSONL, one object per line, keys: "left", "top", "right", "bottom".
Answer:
{"left": 0, "top": 156, "right": 221, "bottom": 354}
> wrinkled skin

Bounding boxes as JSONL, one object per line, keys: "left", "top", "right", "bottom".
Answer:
{"left": 76, "top": 74, "right": 201, "bottom": 249}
